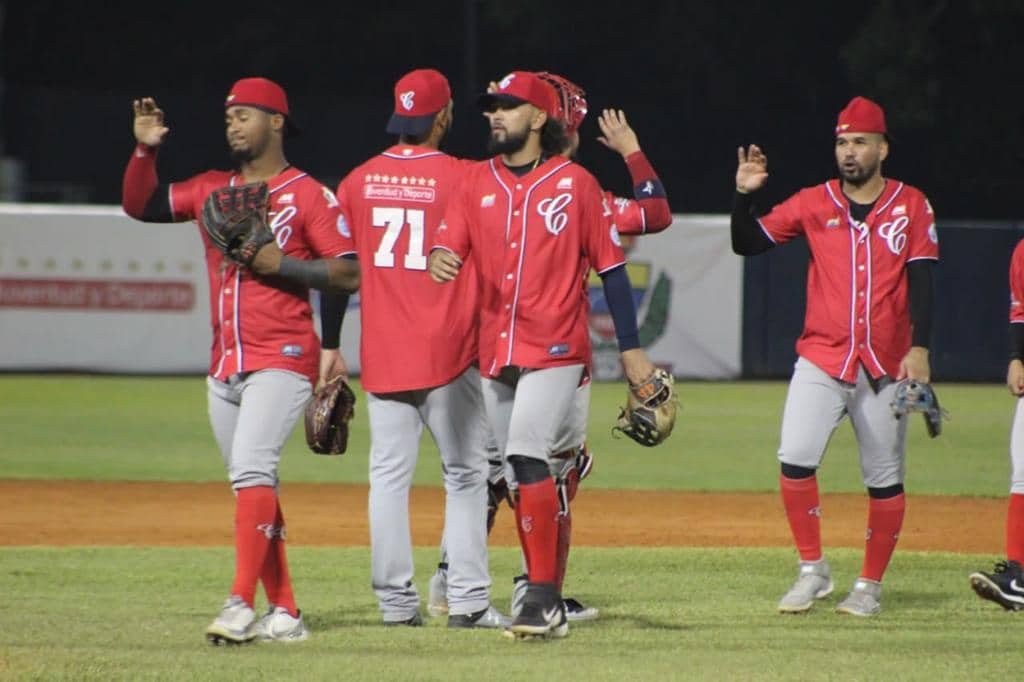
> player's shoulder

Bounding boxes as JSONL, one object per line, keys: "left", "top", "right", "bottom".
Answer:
{"left": 549, "top": 158, "right": 600, "bottom": 189}
{"left": 182, "top": 169, "right": 233, "bottom": 190}
{"left": 1013, "top": 238, "right": 1024, "bottom": 262}
{"left": 889, "top": 179, "right": 930, "bottom": 205}
{"left": 280, "top": 167, "right": 339, "bottom": 208}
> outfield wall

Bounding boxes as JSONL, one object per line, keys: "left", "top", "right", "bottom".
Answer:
{"left": 0, "top": 205, "right": 741, "bottom": 378}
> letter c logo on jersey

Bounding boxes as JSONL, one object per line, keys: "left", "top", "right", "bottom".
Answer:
{"left": 877, "top": 215, "right": 909, "bottom": 255}
{"left": 537, "top": 193, "right": 573, "bottom": 236}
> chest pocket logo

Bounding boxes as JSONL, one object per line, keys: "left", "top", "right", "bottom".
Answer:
{"left": 537, "top": 193, "right": 573, "bottom": 235}
{"left": 877, "top": 215, "right": 909, "bottom": 255}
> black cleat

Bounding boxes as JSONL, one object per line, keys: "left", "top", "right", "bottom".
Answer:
{"left": 969, "top": 560, "right": 1024, "bottom": 611}
{"left": 383, "top": 613, "right": 424, "bottom": 626}
{"left": 505, "top": 582, "right": 568, "bottom": 640}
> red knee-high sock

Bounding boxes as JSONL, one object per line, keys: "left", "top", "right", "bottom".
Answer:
{"left": 515, "top": 477, "right": 560, "bottom": 584}
{"left": 860, "top": 493, "right": 906, "bottom": 582}
{"left": 260, "top": 499, "right": 298, "bottom": 616}
{"left": 780, "top": 475, "right": 823, "bottom": 562}
{"left": 231, "top": 486, "right": 277, "bottom": 607}
{"left": 1006, "top": 493, "right": 1024, "bottom": 563}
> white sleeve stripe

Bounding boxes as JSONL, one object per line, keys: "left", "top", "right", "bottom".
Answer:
{"left": 597, "top": 260, "right": 627, "bottom": 275}
{"left": 756, "top": 218, "right": 777, "bottom": 244}
{"left": 906, "top": 256, "right": 939, "bottom": 263}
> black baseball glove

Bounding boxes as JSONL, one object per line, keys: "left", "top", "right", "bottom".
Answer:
{"left": 201, "top": 182, "right": 274, "bottom": 266}
{"left": 613, "top": 368, "right": 679, "bottom": 446}
{"left": 890, "top": 379, "right": 949, "bottom": 438}
{"left": 304, "top": 375, "right": 356, "bottom": 455}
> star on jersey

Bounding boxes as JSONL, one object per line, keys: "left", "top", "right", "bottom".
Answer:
{"left": 642, "top": 181, "right": 654, "bottom": 195}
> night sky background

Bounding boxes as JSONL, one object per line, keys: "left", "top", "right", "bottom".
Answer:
{"left": 2, "top": 1, "right": 1022, "bottom": 219}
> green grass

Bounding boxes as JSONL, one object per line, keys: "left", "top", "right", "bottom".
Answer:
{"left": 0, "top": 375, "right": 1014, "bottom": 495}
{"left": 0, "top": 546, "right": 1017, "bottom": 681}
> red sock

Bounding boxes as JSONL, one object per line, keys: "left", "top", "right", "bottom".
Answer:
{"left": 860, "top": 493, "right": 906, "bottom": 582}
{"left": 230, "top": 486, "right": 277, "bottom": 607}
{"left": 1007, "top": 493, "right": 1024, "bottom": 563}
{"left": 515, "top": 478, "right": 560, "bottom": 584}
{"left": 780, "top": 475, "right": 822, "bottom": 562}
{"left": 260, "top": 500, "right": 298, "bottom": 616}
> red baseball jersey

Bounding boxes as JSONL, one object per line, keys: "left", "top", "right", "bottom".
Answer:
{"left": 169, "top": 167, "right": 353, "bottom": 384}
{"left": 758, "top": 179, "right": 939, "bottom": 382}
{"left": 336, "top": 145, "right": 478, "bottom": 393}
{"left": 1009, "top": 239, "right": 1024, "bottom": 323}
{"left": 435, "top": 156, "right": 626, "bottom": 377}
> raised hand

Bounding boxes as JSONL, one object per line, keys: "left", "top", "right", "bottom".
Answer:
{"left": 736, "top": 144, "right": 769, "bottom": 193}
{"left": 132, "top": 97, "right": 170, "bottom": 147}
{"left": 596, "top": 109, "right": 641, "bottom": 157}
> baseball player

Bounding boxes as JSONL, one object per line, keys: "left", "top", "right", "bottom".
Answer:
{"left": 968, "top": 238, "right": 1024, "bottom": 610}
{"left": 333, "top": 69, "right": 505, "bottom": 628}
{"left": 429, "top": 71, "right": 657, "bottom": 639}
{"left": 121, "top": 77, "right": 359, "bottom": 644}
{"left": 427, "top": 73, "right": 673, "bottom": 624}
{"left": 731, "top": 96, "right": 938, "bottom": 616}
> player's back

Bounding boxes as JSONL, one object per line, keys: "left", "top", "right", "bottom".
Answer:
{"left": 337, "top": 145, "right": 477, "bottom": 393}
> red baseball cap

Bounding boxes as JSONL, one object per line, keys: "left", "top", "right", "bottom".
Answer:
{"left": 835, "top": 96, "right": 887, "bottom": 135}
{"left": 225, "top": 77, "right": 299, "bottom": 135}
{"left": 386, "top": 69, "right": 452, "bottom": 137}
{"left": 477, "top": 71, "right": 559, "bottom": 119}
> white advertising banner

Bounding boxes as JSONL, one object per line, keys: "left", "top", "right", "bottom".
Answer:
{"left": 0, "top": 206, "right": 737, "bottom": 378}
{"left": 587, "top": 214, "right": 742, "bottom": 380}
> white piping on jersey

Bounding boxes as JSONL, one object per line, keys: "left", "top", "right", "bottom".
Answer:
{"left": 232, "top": 268, "right": 243, "bottom": 372}
{"left": 381, "top": 150, "right": 445, "bottom": 160}
{"left": 756, "top": 218, "right": 777, "bottom": 244}
{"left": 639, "top": 205, "right": 648, "bottom": 234}
{"left": 873, "top": 181, "right": 904, "bottom": 216}
{"left": 906, "top": 255, "right": 938, "bottom": 262}
{"left": 861, "top": 221, "right": 884, "bottom": 373}
{"left": 214, "top": 268, "right": 228, "bottom": 377}
{"left": 168, "top": 184, "right": 176, "bottom": 218}
{"left": 487, "top": 158, "right": 573, "bottom": 372}
{"left": 269, "top": 172, "right": 308, "bottom": 194}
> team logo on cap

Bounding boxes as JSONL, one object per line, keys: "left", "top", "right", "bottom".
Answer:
{"left": 400, "top": 90, "right": 415, "bottom": 111}
{"left": 499, "top": 73, "right": 516, "bottom": 90}
{"left": 226, "top": 94, "right": 236, "bottom": 102}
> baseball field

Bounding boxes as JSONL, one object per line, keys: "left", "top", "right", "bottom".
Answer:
{"left": 0, "top": 375, "right": 1018, "bottom": 680}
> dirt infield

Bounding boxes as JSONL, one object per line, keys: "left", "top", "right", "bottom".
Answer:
{"left": 0, "top": 480, "right": 1005, "bottom": 553}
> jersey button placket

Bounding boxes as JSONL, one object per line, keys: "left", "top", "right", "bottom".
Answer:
{"left": 853, "top": 242, "right": 869, "bottom": 369}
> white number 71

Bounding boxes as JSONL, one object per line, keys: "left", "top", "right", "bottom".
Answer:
{"left": 372, "top": 207, "right": 427, "bottom": 270}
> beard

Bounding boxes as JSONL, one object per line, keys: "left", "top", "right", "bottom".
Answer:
{"left": 839, "top": 159, "right": 879, "bottom": 187}
{"left": 487, "top": 126, "right": 529, "bottom": 155}
{"left": 229, "top": 147, "right": 255, "bottom": 164}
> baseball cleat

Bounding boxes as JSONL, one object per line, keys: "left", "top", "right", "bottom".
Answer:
{"left": 383, "top": 612, "right": 424, "bottom": 627}
{"left": 563, "top": 597, "right": 599, "bottom": 622}
{"left": 427, "top": 564, "right": 449, "bottom": 617}
{"left": 505, "top": 582, "right": 569, "bottom": 640}
{"left": 835, "top": 579, "right": 882, "bottom": 617}
{"left": 205, "top": 595, "right": 257, "bottom": 646}
{"left": 969, "top": 560, "right": 1024, "bottom": 611}
{"left": 778, "top": 559, "right": 833, "bottom": 613}
{"left": 447, "top": 605, "right": 511, "bottom": 629}
{"left": 254, "top": 605, "right": 310, "bottom": 642}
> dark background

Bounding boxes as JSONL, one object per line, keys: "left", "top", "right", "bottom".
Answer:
{"left": 2, "top": 1, "right": 1022, "bottom": 216}
{"left": 2, "top": 1, "right": 1023, "bottom": 379}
